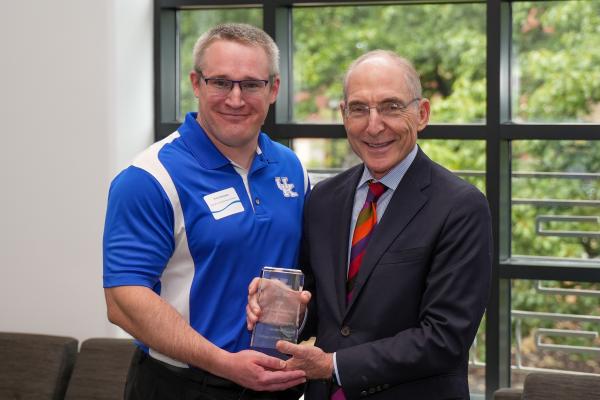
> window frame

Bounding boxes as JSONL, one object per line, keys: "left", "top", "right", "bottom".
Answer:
{"left": 154, "top": 1, "right": 600, "bottom": 398}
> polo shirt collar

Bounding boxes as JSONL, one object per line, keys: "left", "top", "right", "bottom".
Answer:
{"left": 178, "top": 112, "right": 276, "bottom": 170}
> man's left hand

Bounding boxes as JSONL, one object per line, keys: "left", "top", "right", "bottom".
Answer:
{"left": 276, "top": 340, "right": 333, "bottom": 380}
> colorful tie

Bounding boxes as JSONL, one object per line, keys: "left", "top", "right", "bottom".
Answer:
{"left": 347, "top": 180, "right": 387, "bottom": 302}
{"left": 331, "top": 181, "right": 387, "bottom": 400}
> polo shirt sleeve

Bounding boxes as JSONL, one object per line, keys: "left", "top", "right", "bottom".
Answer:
{"left": 103, "top": 166, "right": 175, "bottom": 288}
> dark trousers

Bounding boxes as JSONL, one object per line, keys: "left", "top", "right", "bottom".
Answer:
{"left": 124, "top": 348, "right": 303, "bottom": 400}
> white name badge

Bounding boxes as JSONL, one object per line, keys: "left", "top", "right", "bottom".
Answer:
{"left": 203, "top": 187, "right": 245, "bottom": 220}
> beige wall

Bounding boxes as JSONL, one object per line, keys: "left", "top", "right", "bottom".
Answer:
{"left": 0, "top": 0, "right": 153, "bottom": 341}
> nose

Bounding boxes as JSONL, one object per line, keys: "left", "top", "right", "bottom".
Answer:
{"left": 224, "top": 82, "right": 245, "bottom": 108}
{"left": 365, "top": 107, "right": 384, "bottom": 136}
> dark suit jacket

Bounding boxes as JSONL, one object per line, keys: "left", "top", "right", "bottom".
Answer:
{"left": 300, "top": 148, "right": 492, "bottom": 400}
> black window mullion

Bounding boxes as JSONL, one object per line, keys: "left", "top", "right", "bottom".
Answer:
{"left": 269, "top": 124, "right": 491, "bottom": 139}
{"left": 263, "top": 2, "right": 294, "bottom": 134}
{"left": 155, "top": 5, "right": 178, "bottom": 140}
{"left": 500, "top": 262, "right": 600, "bottom": 282}
{"left": 486, "top": 0, "right": 512, "bottom": 397}
{"left": 501, "top": 124, "right": 600, "bottom": 140}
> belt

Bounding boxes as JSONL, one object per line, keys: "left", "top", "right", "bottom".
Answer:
{"left": 138, "top": 348, "right": 239, "bottom": 389}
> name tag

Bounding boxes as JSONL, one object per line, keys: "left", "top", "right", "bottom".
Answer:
{"left": 204, "top": 188, "right": 244, "bottom": 220}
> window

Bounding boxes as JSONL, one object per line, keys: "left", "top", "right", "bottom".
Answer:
{"left": 510, "top": 279, "right": 600, "bottom": 387}
{"left": 292, "top": 3, "right": 486, "bottom": 124}
{"left": 511, "top": 140, "right": 600, "bottom": 262}
{"left": 512, "top": 1, "right": 600, "bottom": 123}
{"left": 155, "top": 1, "right": 600, "bottom": 398}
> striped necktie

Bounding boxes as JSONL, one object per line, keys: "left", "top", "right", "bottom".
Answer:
{"left": 331, "top": 182, "right": 387, "bottom": 400}
{"left": 347, "top": 180, "right": 387, "bottom": 302}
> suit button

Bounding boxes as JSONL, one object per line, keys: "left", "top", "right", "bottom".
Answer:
{"left": 376, "top": 385, "right": 382, "bottom": 391}
{"left": 383, "top": 383, "right": 390, "bottom": 389}
{"left": 360, "top": 390, "right": 368, "bottom": 397}
{"left": 369, "top": 387, "right": 376, "bottom": 394}
{"left": 340, "top": 326, "right": 351, "bottom": 336}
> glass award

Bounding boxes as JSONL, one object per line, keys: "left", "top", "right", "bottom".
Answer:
{"left": 250, "top": 266, "right": 304, "bottom": 359}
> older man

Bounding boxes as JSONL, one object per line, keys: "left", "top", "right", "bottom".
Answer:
{"left": 103, "top": 23, "right": 307, "bottom": 399}
{"left": 248, "top": 50, "right": 492, "bottom": 399}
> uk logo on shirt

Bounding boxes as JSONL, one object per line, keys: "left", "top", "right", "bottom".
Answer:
{"left": 275, "top": 177, "right": 298, "bottom": 198}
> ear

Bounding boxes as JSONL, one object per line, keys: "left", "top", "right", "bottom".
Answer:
{"left": 417, "top": 98, "right": 430, "bottom": 131}
{"left": 190, "top": 70, "right": 201, "bottom": 98}
{"left": 339, "top": 100, "right": 347, "bottom": 121}
{"left": 268, "top": 75, "right": 281, "bottom": 104}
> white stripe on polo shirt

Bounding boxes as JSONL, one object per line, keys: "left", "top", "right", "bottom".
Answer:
{"left": 132, "top": 131, "right": 193, "bottom": 368}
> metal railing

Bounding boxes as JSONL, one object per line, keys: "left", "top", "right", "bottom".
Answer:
{"left": 468, "top": 281, "right": 600, "bottom": 377}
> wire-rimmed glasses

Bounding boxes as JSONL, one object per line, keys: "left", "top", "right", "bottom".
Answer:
{"left": 344, "top": 98, "right": 420, "bottom": 120}
{"left": 198, "top": 70, "right": 271, "bottom": 95}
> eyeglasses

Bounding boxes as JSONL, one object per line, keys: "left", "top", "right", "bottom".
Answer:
{"left": 344, "top": 98, "right": 420, "bottom": 119}
{"left": 198, "top": 71, "right": 270, "bottom": 95}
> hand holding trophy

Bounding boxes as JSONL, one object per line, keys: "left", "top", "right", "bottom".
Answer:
{"left": 248, "top": 267, "right": 307, "bottom": 359}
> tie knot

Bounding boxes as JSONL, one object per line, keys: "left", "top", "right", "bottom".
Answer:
{"left": 367, "top": 180, "right": 387, "bottom": 203}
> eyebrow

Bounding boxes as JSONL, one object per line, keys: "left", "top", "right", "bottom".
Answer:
{"left": 205, "top": 74, "right": 266, "bottom": 81}
{"left": 347, "top": 97, "right": 406, "bottom": 105}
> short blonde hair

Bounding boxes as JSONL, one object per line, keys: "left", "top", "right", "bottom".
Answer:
{"left": 192, "top": 23, "right": 280, "bottom": 76}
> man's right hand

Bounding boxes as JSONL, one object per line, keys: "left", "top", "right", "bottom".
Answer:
{"left": 246, "top": 277, "right": 311, "bottom": 331}
{"left": 106, "top": 286, "right": 305, "bottom": 391}
{"left": 220, "top": 349, "right": 306, "bottom": 391}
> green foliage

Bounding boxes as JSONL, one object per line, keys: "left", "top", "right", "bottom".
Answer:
{"left": 513, "top": 1, "right": 600, "bottom": 122}
{"left": 292, "top": 4, "right": 487, "bottom": 123}
{"left": 512, "top": 140, "right": 600, "bottom": 260}
{"left": 419, "top": 140, "right": 486, "bottom": 191}
{"left": 511, "top": 280, "right": 600, "bottom": 368}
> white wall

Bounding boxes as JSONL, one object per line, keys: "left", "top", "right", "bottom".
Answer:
{"left": 0, "top": 0, "right": 153, "bottom": 341}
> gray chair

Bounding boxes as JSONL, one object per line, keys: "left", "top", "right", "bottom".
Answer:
{"left": 0, "top": 332, "right": 78, "bottom": 400}
{"left": 494, "top": 372, "right": 600, "bottom": 400}
{"left": 64, "top": 338, "right": 136, "bottom": 400}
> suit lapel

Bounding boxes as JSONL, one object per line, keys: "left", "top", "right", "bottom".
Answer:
{"left": 345, "top": 150, "right": 431, "bottom": 315}
{"left": 331, "top": 165, "right": 363, "bottom": 316}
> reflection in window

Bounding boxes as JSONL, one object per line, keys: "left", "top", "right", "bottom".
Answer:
{"left": 511, "top": 140, "right": 600, "bottom": 262}
{"left": 178, "top": 8, "right": 262, "bottom": 121}
{"left": 512, "top": 1, "right": 600, "bottom": 123}
{"left": 510, "top": 279, "right": 600, "bottom": 387}
{"left": 292, "top": 4, "right": 486, "bottom": 124}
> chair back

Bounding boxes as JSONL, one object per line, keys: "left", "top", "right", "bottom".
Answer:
{"left": 522, "top": 372, "right": 600, "bottom": 400}
{"left": 0, "top": 332, "right": 78, "bottom": 400}
{"left": 64, "top": 337, "right": 136, "bottom": 400}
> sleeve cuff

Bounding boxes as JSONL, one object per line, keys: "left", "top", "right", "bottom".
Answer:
{"left": 298, "top": 307, "right": 308, "bottom": 332}
{"left": 333, "top": 352, "right": 342, "bottom": 386}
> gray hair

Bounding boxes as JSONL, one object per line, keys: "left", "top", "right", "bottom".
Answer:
{"left": 343, "top": 50, "right": 422, "bottom": 101}
{"left": 192, "top": 23, "right": 280, "bottom": 76}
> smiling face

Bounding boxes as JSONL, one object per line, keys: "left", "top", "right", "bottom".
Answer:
{"left": 341, "top": 56, "right": 430, "bottom": 179}
{"left": 190, "top": 39, "right": 279, "bottom": 165}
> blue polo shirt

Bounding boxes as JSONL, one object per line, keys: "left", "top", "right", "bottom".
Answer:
{"left": 103, "top": 112, "right": 308, "bottom": 366}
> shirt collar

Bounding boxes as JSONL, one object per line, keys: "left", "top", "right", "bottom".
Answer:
{"left": 229, "top": 146, "right": 263, "bottom": 171}
{"left": 357, "top": 144, "right": 418, "bottom": 191}
{"left": 178, "top": 112, "right": 274, "bottom": 170}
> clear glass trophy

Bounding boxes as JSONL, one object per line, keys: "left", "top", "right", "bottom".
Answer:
{"left": 250, "top": 266, "right": 304, "bottom": 359}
